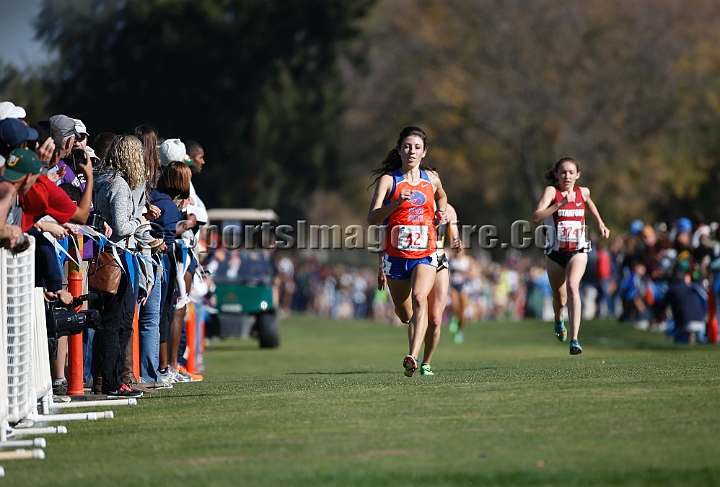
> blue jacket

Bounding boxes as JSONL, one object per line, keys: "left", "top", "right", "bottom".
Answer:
{"left": 149, "top": 189, "right": 184, "bottom": 246}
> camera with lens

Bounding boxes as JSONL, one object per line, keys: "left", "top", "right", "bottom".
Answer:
{"left": 71, "top": 148, "right": 87, "bottom": 168}
{"left": 86, "top": 212, "right": 106, "bottom": 233}
{"left": 46, "top": 293, "right": 102, "bottom": 359}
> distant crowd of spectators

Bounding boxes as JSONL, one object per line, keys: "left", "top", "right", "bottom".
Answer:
{"left": 274, "top": 216, "right": 720, "bottom": 344}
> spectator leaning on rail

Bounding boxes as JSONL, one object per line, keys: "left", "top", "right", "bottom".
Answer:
{"left": 156, "top": 138, "right": 196, "bottom": 382}
{"left": 21, "top": 117, "right": 93, "bottom": 397}
{"left": 56, "top": 118, "right": 94, "bottom": 191}
{"left": 174, "top": 140, "right": 206, "bottom": 378}
{"left": 0, "top": 100, "right": 28, "bottom": 163}
{"left": 0, "top": 148, "right": 42, "bottom": 250}
{"left": 92, "top": 135, "right": 147, "bottom": 398}
{"left": 0, "top": 115, "right": 37, "bottom": 173}
{"left": 113, "top": 127, "right": 158, "bottom": 394}
{"left": 35, "top": 115, "right": 95, "bottom": 225}
{"left": 132, "top": 125, "right": 165, "bottom": 386}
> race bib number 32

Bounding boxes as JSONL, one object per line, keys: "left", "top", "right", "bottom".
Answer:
{"left": 395, "top": 225, "right": 429, "bottom": 251}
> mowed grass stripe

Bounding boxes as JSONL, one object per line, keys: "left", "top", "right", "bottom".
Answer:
{"left": 5, "top": 317, "right": 720, "bottom": 486}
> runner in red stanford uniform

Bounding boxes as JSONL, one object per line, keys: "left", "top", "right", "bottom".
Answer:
{"left": 368, "top": 126, "right": 447, "bottom": 376}
{"left": 532, "top": 157, "right": 609, "bottom": 355}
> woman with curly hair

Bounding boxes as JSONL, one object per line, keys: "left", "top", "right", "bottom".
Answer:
{"left": 92, "top": 135, "right": 147, "bottom": 397}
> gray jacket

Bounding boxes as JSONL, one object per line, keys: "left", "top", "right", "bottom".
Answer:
{"left": 94, "top": 168, "right": 154, "bottom": 290}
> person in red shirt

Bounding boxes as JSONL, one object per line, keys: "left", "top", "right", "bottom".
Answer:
{"left": 20, "top": 149, "right": 93, "bottom": 230}
{"left": 532, "top": 157, "right": 610, "bottom": 355}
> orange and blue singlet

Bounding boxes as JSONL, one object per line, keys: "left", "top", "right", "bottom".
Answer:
{"left": 382, "top": 169, "right": 439, "bottom": 280}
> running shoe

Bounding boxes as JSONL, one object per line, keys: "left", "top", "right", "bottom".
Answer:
{"left": 448, "top": 317, "right": 459, "bottom": 334}
{"left": 52, "top": 378, "right": 68, "bottom": 396}
{"left": 177, "top": 365, "right": 204, "bottom": 382}
{"left": 157, "top": 371, "right": 174, "bottom": 388}
{"left": 158, "top": 367, "right": 172, "bottom": 384}
{"left": 172, "top": 367, "right": 192, "bottom": 383}
{"left": 159, "top": 367, "right": 189, "bottom": 384}
{"left": 569, "top": 339, "right": 583, "bottom": 355}
{"left": 555, "top": 321, "right": 567, "bottom": 342}
{"left": 403, "top": 355, "right": 418, "bottom": 377}
{"left": 454, "top": 331, "right": 465, "bottom": 344}
{"left": 420, "top": 363, "right": 434, "bottom": 376}
{"left": 107, "top": 383, "right": 143, "bottom": 398}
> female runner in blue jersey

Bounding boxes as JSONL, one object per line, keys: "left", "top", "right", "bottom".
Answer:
{"left": 532, "top": 157, "right": 609, "bottom": 354}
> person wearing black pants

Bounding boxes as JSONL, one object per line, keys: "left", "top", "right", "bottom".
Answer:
{"left": 93, "top": 259, "right": 137, "bottom": 395}
{"left": 92, "top": 135, "right": 148, "bottom": 398}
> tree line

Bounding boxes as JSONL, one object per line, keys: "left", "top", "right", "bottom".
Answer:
{"left": 3, "top": 0, "right": 720, "bottom": 233}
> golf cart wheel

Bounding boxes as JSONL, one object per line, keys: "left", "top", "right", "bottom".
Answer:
{"left": 257, "top": 311, "right": 280, "bottom": 348}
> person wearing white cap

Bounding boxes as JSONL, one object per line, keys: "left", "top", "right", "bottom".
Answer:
{"left": 156, "top": 137, "right": 199, "bottom": 382}
{"left": 74, "top": 118, "right": 89, "bottom": 139}
{"left": 158, "top": 138, "right": 186, "bottom": 167}
{"left": 72, "top": 118, "right": 90, "bottom": 154}
{"left": 0, "top": 101, "right": 27, "bottom": 120}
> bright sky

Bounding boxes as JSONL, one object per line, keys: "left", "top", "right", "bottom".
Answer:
{"left": 0, "top": 0, "right": 52, "bottom": 68}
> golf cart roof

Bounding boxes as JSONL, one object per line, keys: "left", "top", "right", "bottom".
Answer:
{"left": 206, "top": 208, "right": 280, "bottom": 222}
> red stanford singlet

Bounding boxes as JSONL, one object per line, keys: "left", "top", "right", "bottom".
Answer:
{"left": 544, "top": 186, "right": 587, "bottom": 254}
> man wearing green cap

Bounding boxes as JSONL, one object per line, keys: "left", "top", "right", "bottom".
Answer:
{"left": 0, "top": 147, "right": 42, "bottom": 249}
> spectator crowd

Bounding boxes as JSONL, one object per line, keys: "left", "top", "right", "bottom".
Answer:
{"left": 0, "top": 99, "right": 215, "bottom": 399}
{"left": 273, "top": 216, "right": 720, "bottom": 345}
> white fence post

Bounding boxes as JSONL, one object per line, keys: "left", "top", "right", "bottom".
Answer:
{"left": 0, "top": 246, "right": 8, "bottom": 442}
{"left": 5, "top": 238, "right": 36, "bottom": 425}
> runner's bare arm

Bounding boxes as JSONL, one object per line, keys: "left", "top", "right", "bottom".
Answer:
{"left": 447, "top": 204, "right": 462, "bottom": 253}
{"left": 368, "top": 174, "right": 402, "bottom": 225}
{"left": 532, "top": 186, "right": 566, "bottom": 225}
{"left": 581, "top": 187, "right": 609, "bottom": 238}
{"left": 428, "top": 172, "right": 447, "bottom": 217}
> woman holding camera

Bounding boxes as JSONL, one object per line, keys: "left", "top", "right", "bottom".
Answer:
{"left": 92, "top": 135, "right": 147, "bottom": 397}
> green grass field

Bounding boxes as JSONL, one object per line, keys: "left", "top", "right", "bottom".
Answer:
{"left": 5, "top": 317, "right": 720, "bottom": 486}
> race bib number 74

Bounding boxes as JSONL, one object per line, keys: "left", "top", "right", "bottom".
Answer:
{"left": 395, "top": 225, "right": 429, "bottom": 251}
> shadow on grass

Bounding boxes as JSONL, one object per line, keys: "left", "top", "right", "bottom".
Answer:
{"left": 286, "top": 370, "right": 389, "bottom": 375}
{"left": 154, "top": 392, "right": 228, "bottom": 400}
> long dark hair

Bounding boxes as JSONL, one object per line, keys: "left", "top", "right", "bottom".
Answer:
{"left": 133, "top": 125, "right": 160, "bottom": 199}
{"left": 370, "top": 126, "right": 429, "bottom": 186}
{"left": 544, "top": 157, "right": 579, "bottom": 186}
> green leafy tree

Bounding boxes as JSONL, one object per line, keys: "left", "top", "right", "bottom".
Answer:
{"left": 36, "top": 0, "right": 373, "bottom": 215}
{"left": 0, "top": 61, "right": 54, "bottom": 122}
{"left": 343, "top": 0, "right": 720, "bottom": 231}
